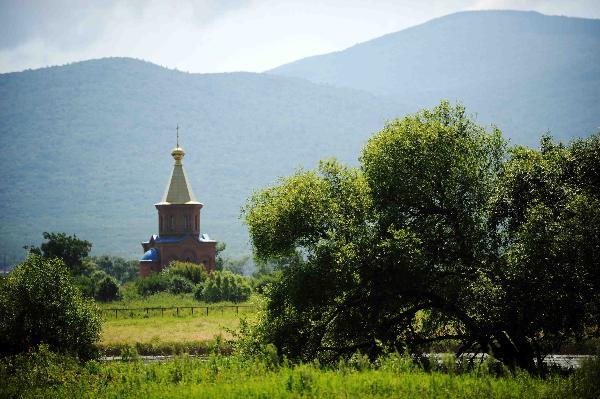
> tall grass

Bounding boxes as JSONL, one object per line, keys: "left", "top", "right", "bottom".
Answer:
{"left": 3, "top": 347, "right": 597, "bottom": 399}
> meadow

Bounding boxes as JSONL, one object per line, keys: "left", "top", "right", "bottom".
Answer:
{"left": 3, "top": 347, "right": 598, "bottom": 399}
{"left": 98, "top": 292, "right": 257, "bottom": 355}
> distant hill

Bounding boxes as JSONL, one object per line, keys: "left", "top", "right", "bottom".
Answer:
{"left": 0, "top": 58, "right": 406, "bottom": 260}
{"left": 270, "top": 10, "right": 600, "bottom": 146}
{"left": 2, "top": 10, "right": 599, "bottom": 263}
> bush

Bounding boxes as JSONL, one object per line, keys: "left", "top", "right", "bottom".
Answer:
{"left": 193, "top": 283, "right": 205, "bottom": 301}
{"left": 95, "top": 276, "right": 120, "bottom": 302}
{"left": 251, "top": 272, "right": 281, "bottom": 295}
{"left": 136, "top": 273, "right": 169, "bottom": 296}
{"left": 0, "top": 344, "right": 82, "bottom": 399}
{"left": 196, "top": 270, "right": 252, "bottom": 303}
{"left": 73, "top": 274, "right": 96, "bottom": 298}
{"left": 0, "top": 254, "right": 101, "bottom": 360}
{"left": 168, "top": 275, "right": 195, "bottom": 294}
{"left": 162, "top": 261, "right": 207, "bottom": 284}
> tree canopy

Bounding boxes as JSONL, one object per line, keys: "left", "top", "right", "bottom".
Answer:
{"left": 28, "top": 232, "right": 92, "bottom": 275}
{"left": 243, "top": 102, "right": 600, "bottom": 373}
{"left": 0, "top": 254, "right": 101, "bottom": 360}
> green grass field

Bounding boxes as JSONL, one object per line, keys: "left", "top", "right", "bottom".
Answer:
{"left": 4, "top": 349, "right": 598, "bottom": 399}
{"left": 101, "top": 312, "right": 250, "bottom": 344}
{"left": 98, "top": 292, "right": 257, "bottom": 354}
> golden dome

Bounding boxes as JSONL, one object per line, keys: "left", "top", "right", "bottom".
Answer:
{"left": 171, "top": 146, "right": 185, "bottom": 163}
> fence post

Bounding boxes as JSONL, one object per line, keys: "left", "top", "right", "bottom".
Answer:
{"left": 206, "top": 306, "right": 208, "bottom": 316}
{"left": 177, "top": 307, "right": 179, "bottom": 316}
{"left": 161, "top": 308, "right": 164, "bottom": 317}
{"left": 115, "top": 309, "right": 118, "bottom": 318}
{"left": 236, "top": 306, "right": 239, "bottom": 314}
{"left": 191, "top": 307, "right": 194, "bottom": 315}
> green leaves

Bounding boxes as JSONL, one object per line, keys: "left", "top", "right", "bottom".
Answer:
{"left": 0, "top": 254, "right": 101, "bottom": 360}
{"left": 241, "top": 101, "right": 600, "bottom": 372}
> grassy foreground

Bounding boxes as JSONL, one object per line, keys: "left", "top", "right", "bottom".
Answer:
{"left": 5, "top": 348, "right": 599, "bottom": 399}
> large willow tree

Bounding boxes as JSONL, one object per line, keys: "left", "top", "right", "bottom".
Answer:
{"left": 243, "top": 102, "right": 600, "bottom": 373}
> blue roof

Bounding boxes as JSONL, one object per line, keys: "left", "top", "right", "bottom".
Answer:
{"left": 155, "top": 235, "right": 186, "bottom": 243}
{"left": 140, "top": 247, "right": 160, "bottom": 262}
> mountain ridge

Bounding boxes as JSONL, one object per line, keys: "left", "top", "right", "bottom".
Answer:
{"left": 1, "top": 10, "right": 599, "bottom": 262}
{"left": 270, "top": 10, "right": 600, "bottom": 146}
{"left": 0, "top": 57, "right": 406, "bottom": 261}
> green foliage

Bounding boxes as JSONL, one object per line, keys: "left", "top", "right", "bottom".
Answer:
{"left": 215, "top": 242, "right": 251, "bottom": 275}
{"left": 196, "top": 270, "right": 252, "bottom": 303}
{"left": 215, "top": 242, "right": 227, "bottom": 271}
{"left": 0, "top": 344, "right": 82, "bottom": 399}
{"left": 73, "top": 274, "right": 96, "bottom": 298}
{"left": 0, "top": 254, "right": 101, "bottom": 360}
{"left": 564, "top": 356, "right": 600, "bottom": 399}
{"left": 162, "top": 260, "right": 207, "bottom": 284}
{"left": 95, "top": 276, "right": 120, "bottom": 302}
{"left": 91, "top": 255, "right": 139, "bottom": 284}
{"left": 251, "top": 271, "right": 282, "bottom": 295}
{"left": 136, "top": 273, "right": 170, "bottom": 296}
{"left": 222, "top": 255, "right": 251, "bottom": 275}
{"left": 242, "top": 101, "right": 600, "bottom": 372}
{"left": 167, "top": 275, "right": 195, "bottom": 294}
{"left": 0, "top": 348, "right": 583, "bottom": 399}
{"left": 489, "top": 134, "right": 600, "bottom": 367}
{"left": 100, "top": 339, "right": 232, "bottom": 357}
{"left": 28, "top": 232, "right": 92, "bottom": 275}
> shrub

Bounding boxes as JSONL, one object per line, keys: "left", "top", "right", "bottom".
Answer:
{"left": 136, "top": 273, "right": 169, "bottom": 296}
{"left": 95, "top": 276, "right": 120, "bottom": 302}
{"left": 0, "top": 344, "right": 82, "bottom": 398}
{"left": 73, "top": 274, "right": 96, "bottom": 298}
{"left": 0, "top": 254, "right": 101, "bottom": 360}
{"left": 168, "top": 275, "right": 195, "bottom": 294}
{"left": 196, "top": 270, "right": 252, "bottom": 303}
{"left": 163, "top": 261, "right": 207, "bottom": 284}
{"left": 193, "top": 283, "right": 205, "bottom": 301}
{"left": 251, "top": 272, "right": 281, "bottom": 295}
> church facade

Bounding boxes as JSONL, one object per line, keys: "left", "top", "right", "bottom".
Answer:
{"left": 139, "top": 141, "right": 217, "bottom": 277}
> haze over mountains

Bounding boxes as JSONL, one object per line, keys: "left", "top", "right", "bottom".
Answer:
{"left": 1, "top": 10, "right": 598, "bottom": 262}
{"left": 272, "top": 10, "right": 600, "bottom": 146}
{"left": 0, "top": 58, "right": 404, "bottom": 261}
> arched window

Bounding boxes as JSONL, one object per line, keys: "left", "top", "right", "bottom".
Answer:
{"left": 170, "top": 215, "right": 175, "bottom": 231}
{"left": 195, "top": 215, "right": 199, "bottom": 231}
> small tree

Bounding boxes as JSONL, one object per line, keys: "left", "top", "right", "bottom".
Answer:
{"left": 136, "top": 273, "right": 169, "bottom": 296}
{"left": 196, "top": 270, "right": 252, "bottom": 303}
{"left": 28, "top": 232, "right": 92, "bottom": 275}
{"left": 0, "top": 254, "right": 101, "bottom": 360}
{"left": 168, "top": 275, "right": 195, "bottom": 294}
{"left": 95, "top": 276, "right": 120, "bottom": 302}
{"left": 163, "top": 261, "right": 208, "bottom": 284}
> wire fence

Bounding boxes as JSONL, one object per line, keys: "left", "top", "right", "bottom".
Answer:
{"left": 101, "top": 305, "right": 257, "bottom": 319}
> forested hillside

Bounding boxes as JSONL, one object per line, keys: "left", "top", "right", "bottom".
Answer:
{"left": 0, "top": 58, "right": 405, "bottom": 260}
{"left": 2, "top": 10, "right": 598, "bottom": 262}
{"left": 271, "top": 10, "right": 600, "bottom": 145}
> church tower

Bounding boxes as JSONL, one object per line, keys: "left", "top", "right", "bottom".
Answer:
{"left": 139, "top": 131, "right": 217, "bottom": 277}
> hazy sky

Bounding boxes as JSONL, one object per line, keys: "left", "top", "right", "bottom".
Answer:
{"left": 1, "top": 0, "right": 599, "bottom": 74}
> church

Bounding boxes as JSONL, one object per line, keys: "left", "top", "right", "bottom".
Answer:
{"left": 139, "top": 134, "right": 217, "bottom": 277}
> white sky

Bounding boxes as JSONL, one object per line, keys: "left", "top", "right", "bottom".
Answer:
{"left": 0, "top": 0, "right": 599, "bottom": 74}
